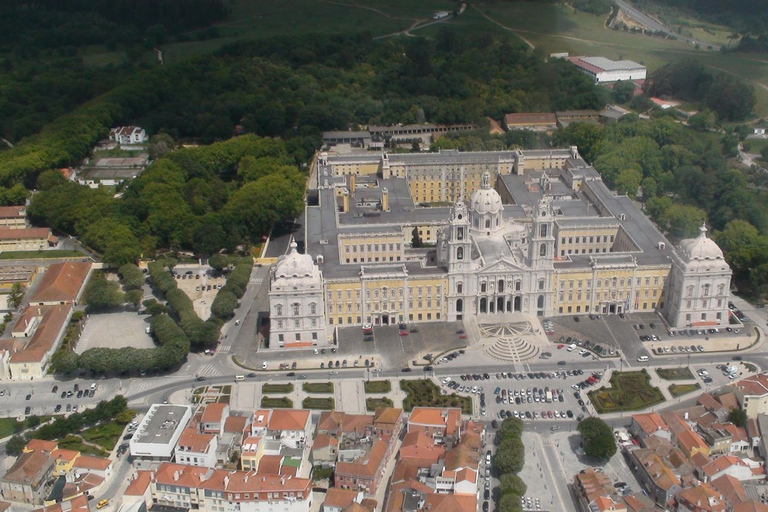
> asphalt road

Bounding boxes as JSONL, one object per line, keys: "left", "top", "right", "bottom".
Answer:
{"left": 614, "top": 0, "right": 720, "bottom": 50}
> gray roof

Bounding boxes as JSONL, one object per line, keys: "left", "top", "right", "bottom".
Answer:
{"left": 133, "top": 405, "right": 190, "bottom": 447}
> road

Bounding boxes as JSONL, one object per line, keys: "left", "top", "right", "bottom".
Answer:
{"left": 614, "top": 0, "right": 720, "bottom": 50}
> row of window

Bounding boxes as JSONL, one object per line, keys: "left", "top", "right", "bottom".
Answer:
{"left": 327, "top": 287, "right": 442, "bottom": 301}
{"left": 275, "top": 319, "right": 318, "bottom": 329}
{"left": 558, "top": 289, "right": 659, "bottom": 302}
{"left": 560, "top": 276, "right": 662, "bottom": 290}
{"left": 274, "top": 303, "right": 318, "bottom": 316}
{"left": 684, "top": 299, "right": 724, "bottom": 309}
{"left": 329, "top": 312, "right": 442, "bottom": 324}
{"left": 328, "top": 299, "right": 441, "bottom": 313}
{"left": 561, "top": 235, "right": 614, "bottom": 245}
{"left": 686, "top": 284, "right": 726, "bottom": 297}
{"left": 558, "top": 302, "right": 657, "bottom": 313}
{"left": 344, "top": 243, "right": 401, "bottom": 253}
{"left": 346, "top": 256, "right": 402, "bottom": 263}
{"left": 277, "top": 332, "right": 319, "bottom": 342}
{"left": 561, "top": 248, "right": 610, "bottom": 256}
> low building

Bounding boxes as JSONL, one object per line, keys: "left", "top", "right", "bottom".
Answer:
{"left": 323, "top": 488, "right": 363, "bottom": 512}
{"left": 200, "top": 403, "right": 230, "bottom": 436}
{"left": 129, "top": 404, "right": 193, "bottom": 460}
{"left": 573, "top": 468, "right": 625, "bottom": 512}
{"left": 250, "top": 409, "right": 312, "bottom": 449}
{"left": 373, "top": 408, "right": 403, "bottom": 441}
{"left": 32, "top": 494, "right": 90, "bottom": 512}
{"left": 122, "top": 470, "right": 154, "bottom": 511}
{"left": 503, "top": 113, "right": 558, "bottom": 132}
{"left": 0, "top": 205, "right": 28, "bottom": 229}
{"left": 312, "top": 434, "right": 339, "bottom": 463}
{"left": 109, "top": 126, "right": 148, "bottom": 145}
{"left": 627, "top": 449, "right": 683, "bottom": 507}
{"left": 0, "top": 265, "right": 37, "bottom": 293}
{"left": 27, "top": 262, "right": 91, "bottom": 306}
{"left": 241, "top": 436, "right": 265, "bottom": 471}
{"left": 0, "top": 227, "right": 55, "bottom": 252}
{"left": 567, "top": 56, "right": 646, "bottom": 83}
{"left": 6, "top": 305, "right": 72, "bottom": 381}
{"left": 632, "top": 413, "right": 671, "bottom": 442}
{"left": 555, "top": 110, "right": 600, "bottom": 128}
{"left": 0, "top": 449, "right": 55, "bottom": 504}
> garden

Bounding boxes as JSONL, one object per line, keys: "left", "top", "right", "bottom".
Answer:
{"left": 656, "top": 367, "right": 694, "bottom": 380}
{"left": 261, "top": 397, "right": 293, "bottom": 408}
{"left": 400, "top": 379, "right": 472, "bottom": 414}
{"left": 588, "top": 370, "right": 664, "bottom": 413}
{"left": 669, "top": 383, "right": 701, "bottom": 398}
{"left": 302, "top": 383, "right": 333, "bottom": 394}
{"left": 303, "top": 397, "right": 335, "bottom": 410}
{"left": 263, "top": 383, "right": 294, "bottom": 394}
{"left": 364, "top": 380, "right": 391, "bottom": 393}
{"left": 366, "top": 397, "right": 394, "bottom": 411}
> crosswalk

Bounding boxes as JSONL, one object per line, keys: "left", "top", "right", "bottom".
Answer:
{"left": 249, "top": 278, "right": 263, "bottom": 285}
{"left": 218, "top": 340, "right": 233, "bottom": 352}
{"left": 196, "top": 364, "right": 221, "bottom": 377}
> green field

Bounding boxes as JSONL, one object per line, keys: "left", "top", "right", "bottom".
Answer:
{"left": 302, "top": 397, "right": 335, "bottom": 410}
{"left": 0, "top": 250, "right": 85, "bottom": 260}
{"left": 261, "top": 397, "right": 293, "bottom": 408}
{"left": 81, "top": 421, "right": 124, "bottom": 451}
{"left": 263, "top": 383, "right": 294, "bottom": 394}
{"left": 366, "top": 397, "right": 394, "bottom": 411}
{"left": 656, "top": 367, "right": 694, "bottom": 380}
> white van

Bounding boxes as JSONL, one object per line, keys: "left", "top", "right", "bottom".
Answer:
{"left": 235, "top": 375, "right": 245, "bottom": 381}
{"left": 637, "top": 355, "right": 649, "bottom": 362}
{"left": 567, "top": 344, "right": 577, "bottom": 352}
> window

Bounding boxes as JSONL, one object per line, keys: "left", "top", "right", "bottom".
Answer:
{"left": 295, "top": 333, "right": 301, "bottom": 341}
{"left": 457, "top": 247, "right": 464, "bottom": 260}
{"left": 457, "top": 282, "right": 463, "bottom": 294}
{"left": 540, "top": 224, "right": 548, "bottom": 237}
{"left": 498, "top": 280, "right": 504, "bottom": 293}
{"left": 275, "top": 304, "right": 283, "bottom": 316}
{"left": 539, "top": 279, "right": 545, "bottom": 290}
{"left": 310, "top": 303, "right": 317, "bottom": 315}
{"left": 294, "top": 320, "right": 300, "bottom": 328}
{"left": 481, "top": 282, "right": 487, "bottom": 293}
{"left": 485, "top": 219, "right": 491, "bottom": 229}
{"left": 311, "top": 318, "right": 317, "bottom": 327}
{"left": 292, "top": 304, "right": 300, "bottom": 316}
{"left": 703, "top": 284, "right": 710, "bottom": 297}
{"left": 537, "top": 295, "right": 545, "bottom": 308}
{"left": 539, "top": 243, "right": 547, "bottom": 257}
{"left": 718, "top": 284, "right": 725, "bottom": 295}
{"left": 686, "top": 285, "right": 694, "bottom": 297}
{"left": 277, "top": 320, "right": 283, "bottom": 329}
{"left": 457, "top": 227, "right": 464, "bottom": 240}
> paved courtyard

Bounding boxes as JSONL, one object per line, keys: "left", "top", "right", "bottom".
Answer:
{"left": 76, "top": 310, "right": 155, "bottom": 353}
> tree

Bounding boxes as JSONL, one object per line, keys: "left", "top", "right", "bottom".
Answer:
{"left": 211, "top": 290, "right": 238, "bottom": 319}
{"left": 208, "top": 254, "right": 229, "bottom": 271}
{"left": 83, "top": 273, "right": 125, "bottom": 311}
{"left": 411, "top": 227, "right": 424, "bottom": 248}
{"left": 688, "top": 110, "right": 717, "bottom": 131}
{"left": 497, "top": 417, "right": 524, "bottom": 440}
{"left": 611, "top": 80, "right": 635, "bottom": 104}
{"left": 6, "top": 435, "right": 26, "bottom": 456}
{"left": 493, "top": 437, "right": 525, "bottom": 474}
{"left": 125, "top": 289, "right": 143, "bottom": 307}
{"left": 614, "top": 168, "right": 643, "bottom": 197}
{"left": 498, "top": 493, "right": 524, "bottom": 512}
{"left": 499, "top": 473, "right": 527, "bottom": 497}
{"left": 728, "top": 407, "right": 747, "bottom": 428}
{"left": 118, "top": 264, "right": 145, "bottom": 291}
{"left": 7, "top": 282, "right": 25, "bottom": 309}
{"left": 148, "top": 133, "right": 176, "bottom": 160}
{"left": 578, "top": 417, "right": 617, "bottom": 459}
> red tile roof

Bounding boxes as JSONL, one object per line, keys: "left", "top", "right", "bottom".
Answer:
{"left": 29, "top": 262, "right": 91, "bottom": 304}
{"left": 268, "top": 409, "right": 310, "bottom": 432}
{"left": 711, "top": 474, "right": 747, "bottom": 506}
{"left": 676, "top": 483, "right": 726, "bottom": 512}
{"left": 3, "top": 450, "right": 52, "bottom": 484}
{"left": 423, "top": 493, "right": 476, "bottom": 512}
{"left": 154, "top": 462, "right": 311, "bottom": 495}
{"left": 504, "top": 113, "right": 557, "bottom": 127}
{"left": 0, "top": 227, "right": 48, "bottom": 241}
{"left": 25, "top": 439, "right": 57, "bottom": 453}
{"left": 201, "top": 403, "right": 228, "bottom": 424}
{"left": 735, "top": 374, "right": 768, "bottom": 397}
{"left": 177, "top": 428, "right": 215, "bottom": 453}
{"left": 324, "top": 487, "right": 359, "bottom": 509}
{"left": 125, "top": 470, "right": 153, "bottom": 495}
{"left": 73, "top": 454, "right": 111, "bottom": 471}
{"left": 336, "top": 440, "right": 389, "bottom": 479}
{"left": 9, "top": 305, "right": 70, "bottom": 364}
{"left": 31, "top": 494, "right": 89, "bottom": 512}
{"left": 632, "top": 412, "right": 668, "bottom": 435}
{"left": 224, "top": 415, "right": 248, "bottom": 434}
{"left": 0, "top": 205, "right": 25, "bottom": 218}
{"left": 734, "top": 502, "right": 768, "bottom": 512}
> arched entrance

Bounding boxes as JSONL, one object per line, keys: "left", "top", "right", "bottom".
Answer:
{"left": 514, "top": 296, "right": 522, "bottom": 311}
{"left": 480, "top": 298, "right": 487, "bottom": 313}
{"left": 497, "top": 297, "right": 504, "bottom": 313}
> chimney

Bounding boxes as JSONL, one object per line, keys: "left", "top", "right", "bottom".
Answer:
{"left": 381, "top": 188, "right": 389, "bottom": 211}
{"left": 173, "top": 471, "right": 179, "bottom": 481}
{"left": 342, "top": 192, "right": 350, "bottom": 213}
{"left": 224, "top": 476, "right": 230, "bottom": 489}
{"left": 350, "top": 174, "right": 356, "bottom": 192}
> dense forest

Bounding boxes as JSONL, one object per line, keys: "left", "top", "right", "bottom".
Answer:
{"left": 635, "top": 0, "right": 768, "bottom": 35}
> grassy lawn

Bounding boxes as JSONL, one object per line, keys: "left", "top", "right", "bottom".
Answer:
{"left": 364, "top": 380, "right": 392, "bottom": 393}
{"left": 0, "top": 250, "right": 85, "bottom": 260}
{"left": 58, "top": 434, "right": 108, "bottom": 457}
{"left": 588, "top": 370, "right": 665, "bottom": 413}
{"left": 0, "top": 418, "right": 25, "bottom": 438}
{"left": 302, "top": 397, "right": 335, "bottom": 410}
{"left": 263, "top": 383, "right": 294, "bottom": 394}
{"left": 366, "top": 397, "right": 394, "bottom": 411}
{"left": 302, "top": 382, "right": 333, "bottom": 394}
{"left": 743, "top": 139, "right": 768, "bottom": 155}
{"left": 261, "top": 397, "right": 293, "bottom": 408}
{"left": 669, "top": 383, "right": 701, "bottom": 398}
{"left": 656, "top": 367, "right": 694, "bottom": 380}
{"left": 81, "top": 421, "right": 125, "bottom": 451}
{"left": 400, "top": 379, "right": 472, "bottom": 414}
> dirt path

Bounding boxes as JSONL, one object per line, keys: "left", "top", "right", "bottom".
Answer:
{"left": 470, "top": 4, "right": 535, "bottom": 49}
{"left": 319, "top": 0, "right": 420, "bottom": 21}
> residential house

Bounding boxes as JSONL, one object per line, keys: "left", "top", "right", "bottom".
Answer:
{"left": 323, "top": 488, "right": 363, "bottom": 512}
{"left": 675, "top": 482, "right": 726, "bottom": 512}
{"left": 407, "top": 408, "right": 462, "bottom": 445}
{"left": 710, "top": 474, "right": 747, "bottom": 509}
{"left": 250, "top": 409, "right": 312, "bottom": 449}
{"left": 435, "top": 421, "right": 483, "bottom": 496}
{"left": 699, "top": 455, "right": 756, "bottom": 482}
{"left": 399, "top": 430, "right": 446, "bottom": 468}
{"left": 151, "top": 462, "right": 312, "bottom": 512}
{"left": 734, "top": 502, "right": 768, "bottom": 512}
{"left": 573, "top": 468, "right": 626, "bottom": 512}
{"left": 317, "top": 411, "right": 373, "bottom": 440}
{"left": 713, "top": 423, "right": 750, "bottom": 453}
{"left": 31, "top": 495, "right": 90, "bottom": 512}
{"left": 122, "top": 470, "right": 154, "bottom": 511}
{"left": 732, "top": 374, "right": 768, "bottom": 418}
{"left": 174, "top": 428, "right": 218, "bottom": 468}
{"left": 50, "top": 449, "right": 80, "bottom": 477}
{"left": 373, "top": 408, "right": 403, "bottom": 441}
{"left": 627, "top": 448, "right": 683, "bottom": 507}
{"left": 109, "top": 126, "right": 148, "bottom": 145}
{"left": 335, "top": 440, "right": 390, "bottom": 496}
{"left": 677, "top": 429, "right": 711, "bottom": 459}
{"left": 422, "top": 493, "right": 476, "bottom": 512}
{"left": 747, "top": 418, "right": 761, "bottom": 451}
{"left": 0, "top": 449, "right": 55, "bottom": 504}
{"left": 312, "top": 434, "right": 339, "bottom": 464}
{"left": 632, "top": 413, "right": 671, "bottom": 442}
{"left": 241, "top": 437, "right": 265, "bottom": 471}
{"left": 384, "top": 477, "right": 434, "bottom": 512}
{"left": 700, "top": 426, "right": 733, "bottom": 456}
{"left": 0, "top": 205, "right": 28, "bottom": 229}
{"left": 7, "top": 305, "right": 72, "bottom": 380}
{"left": 698, "top": 394, "right": 729, "bottom": 422}
{"left": 200, "top": 403, "right": 230, "bottom": 436}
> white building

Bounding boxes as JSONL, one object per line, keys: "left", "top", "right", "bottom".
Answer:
{"left": 109, "top": 126, "right": 148, "bottom": 145}
{"left": 250, "top": 409, "right": 312, "bottom": 450}
{"left": 268, "top": 242, "right": 327, "bottom": 348}
{"left": 438, "top": 173, "right": 555, "bottom": 319}
{"left": 662, "top": 225, "right": 732, "bottom": 329}
{"left": 568, "top": 56, "right": 646, "bottom": 83}
{"left": 174, "top": 428, "right": 218, "bottom": 468}
{"left": 129, "top": 404, "right": 193, "bottom": 460}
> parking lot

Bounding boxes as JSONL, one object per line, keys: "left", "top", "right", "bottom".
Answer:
{"left": 439, "top": 368, "right": 599, "bottom": 423}
{"left": 173, "top": 264, "right": 227, "bottom": 319}
{"left": 76, "top": 310, "right": 155, "bottom": 353}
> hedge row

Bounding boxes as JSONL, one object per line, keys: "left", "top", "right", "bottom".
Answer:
{"left": 210, "top": 257, "right": 253, "bottom": 320}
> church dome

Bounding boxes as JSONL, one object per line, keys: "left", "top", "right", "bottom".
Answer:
{"left": 679, "top": 224, "right": 724, "bottom": 262}
{"left": 470, "top": 172, "right": 502, "bottom": 215}
{"left": 276, "top": 241, "right": 316, "bottom": 279}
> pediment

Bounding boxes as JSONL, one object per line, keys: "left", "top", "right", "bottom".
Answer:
{"left": 479, "top": 258, "right": 526, "bottom": 274}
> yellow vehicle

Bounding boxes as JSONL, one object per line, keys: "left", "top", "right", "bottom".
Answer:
{"left": 97, "top": 499, "right": 109, "bottom": 509}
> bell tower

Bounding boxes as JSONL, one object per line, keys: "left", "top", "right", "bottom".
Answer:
{"left": 529, "top": 197, "right": 555, "bottom": 269}
{"left": 448, "top": 200, "right": 472, "bottom": 272}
